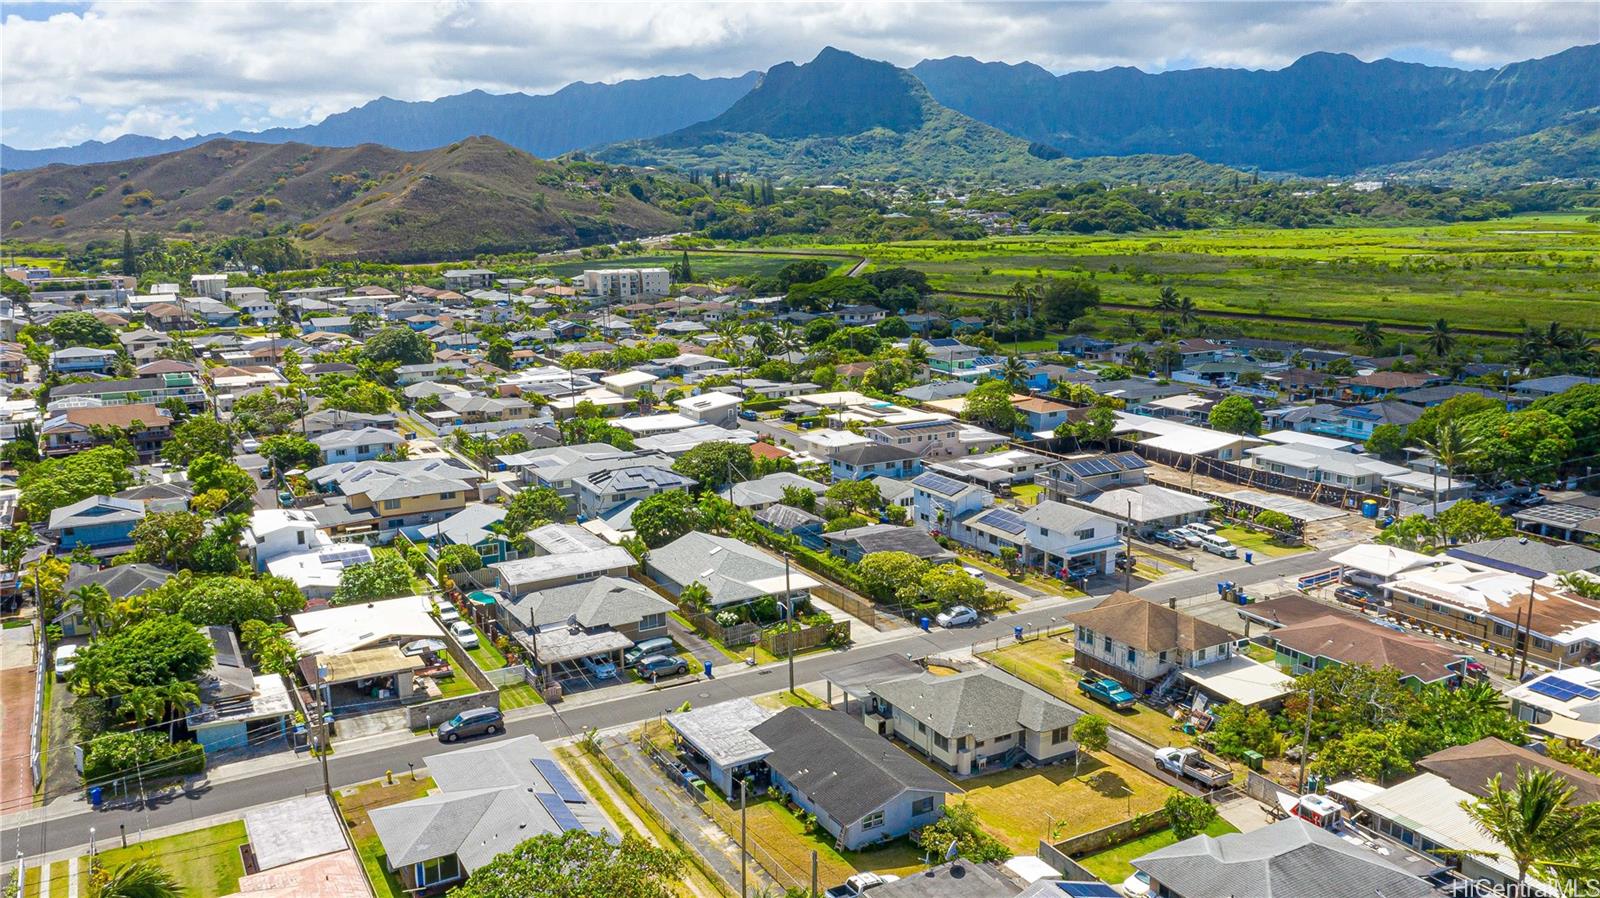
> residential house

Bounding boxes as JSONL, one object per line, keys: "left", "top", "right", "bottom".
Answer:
{"left": 822, "top": 523, "right": 952, "bottom": 564}
{"left": 57, "top": 564, "right": 170, "bottom": 636}
{"left": 312, "top": 427, "right": 407, "bottom": 464}
{"left": 1069, "top": 484, "right": 1212, "bottom": 538}
{"left": 305, "top": 459, "right": 479, "bottom": 542}
{"left": 752, "top": 708, "right": 958, "bottom": 850}
{"left": 47, "top": 495, "right": 145, "bottom": 555}
{"left": 1384, "top": 562, "right": 1600, "bottom": 668}
{"left": 370, "top": 735, "right": 602, "bottom": 893}
{"left": 1341, "top": 370, "right": 1446, "bottom": 400}
{"left": 1267, "top": 613, "right": 1469, "bottom": 687}
{"left": 50, "top": 372, "right": 206, "bottom": 412}
{"left": 142, "top": 302, "right": 195, "bottom": 332}
{"left": 754, "top": 504, "right": 826, "bottom": 549}
{"left": 500, "top": 576, "right": 674, "bottom": 671}
{"left": 41, "top": 403, "right": 174, "bottom": 461}
{"left": 1503, "top": 667, "right": 1600, "bottom": 744}
{"left": 836, "top": 304, "right": 888, "bottom": 326}
{"left": 1068, "top": 591, "right": 1236, "bottom": 692}
{"left": 48, "top": 346, "right": 117, "bottom": 374}
{"left": 420, "top": 504, "right": 521, "bottom": 567}
{"left": 665, "top": 699, "right": 778, "bottom": 797}
{"left": 573, "top": 464, "right": 696, "bottom": 520}
{"left": 1444, "top": 537, "right": 1600, "bottom": 579}
{"left": 1510, "top": 374, "right": 1600, "bottom": 403}
{"left": 926, "top": 338, "right": 985, "bottom": 380}
{"left": 830, "top": 442, "right": 922, "bottom": 481}
{"left": 1244, "top": 443, "right": 1411, "bottom": 494}
{"left": 911, "top": 471, "right": 993, "bottom": 532}
{"left": 489, "top": 546, "right": 635, "bottom": 599}
{"left": 644, "top": 531, "right": 818, "bottom": 610}
{"left": 857, "top": 667, "right": 1082, "bottom": 776}
{"left": 866, "top": 419, "right": 965, "bottom": 460}
{"left": 441, "top": 268, "right": 496, "bottom": 291}
{"left": 1037, "top": 452, "right": 1150, "bottom": 500}
{"left": 1132, "top": 818, "right": 1435, "bottom": 898}
{"left": 188, "top": 625, "right": 293, "bottom": 753}
{"left": 243, "top": 509, "right": 334, "bottom": 571}
{"left": 926, "top": 448, "right": 1052, "bottom": 492}
{"left": 299, "top": 409, "right": 399, "bottom": 438}
{"left": 674, "top": 391, "right": 742, "bottom": 429}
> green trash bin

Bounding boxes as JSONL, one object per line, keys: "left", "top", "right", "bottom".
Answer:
{"left": 1242, "top": 750, "right": 1264, "bottom": 771}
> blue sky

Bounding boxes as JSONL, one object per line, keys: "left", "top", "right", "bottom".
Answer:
{"left": 2, "top": 0, "right": 1593, "bottom": 149}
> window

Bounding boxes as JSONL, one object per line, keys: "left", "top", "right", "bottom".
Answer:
{"left": 439, "top": 491, "right": 457, "bottom": 500}
{"left": 1078, "top": 628, "right": 1093, "bottom": 644}
{"left": 296, "top": 531, "right": 306, "bottom": 545}
{"left": 382, "top": 499, "right": 402, "bottom": 510}
{"left": 933, "top": 733, "right": 949, "bottom": 750}
{"left": 1074, "top": 528, "right": 1095, "bottom": 540}
{"left": 911, "top": 796, "right": 936, "bottom": 816}
{"left": 417, "top": 856, "right": 462, "bottom": 888}
{"left": 862, "top": 811, "right": 885, "bottom": 830}
{"left": 1102, "top": 636, "right": 1112, "bottom": 653}
{"left": 1126, "top": 648, "right": 1136, "bottom": 665}
{"left": 641, "top": 613, "right": 666, "bottom": 631}
{"left": 1040, "top": 528, "right": 1050, "bottom": 537}
{"left": 1158, "top": 650, "right": 1168, "bottom": 664}
{"left": 1196, "top": 646, "right": 1207, "bottom": 660}
{"left": 1494, "top": 622, "right": 1512, "bottom": 637}
{"left": 1050, "top": 726, "right": 1071, "bottom": 745}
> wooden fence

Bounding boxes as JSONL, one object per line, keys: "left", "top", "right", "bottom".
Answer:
{"left": 759, "top": 620, "right": 849, "bottom": 656}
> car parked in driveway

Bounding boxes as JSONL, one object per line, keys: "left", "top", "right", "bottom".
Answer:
{"left": 634, "top": 654, "right": 689, "bottom": 680}
{"left": 437, "top": 707, "right": 502, "bottom": 743}
{"left": 1334, "top": 585, "right": 1372, "bottom": 605}
{"left": 437, "top": 604, "right": 461, "bottom": 624}
{"left": 583, "top": 654, "right": 619, "bottom": 680}
{"left": 936, "top": 605, "right": 979, "bottom": 628}
{"left": 1078, "top": 676, "right": 1137, "bottom": 710}
{"left": 54, "top": 644, "right": 79, "bottom": 681}
{"left": 448, "top": 620, "right": 479, "bottom": 649}
{"left": 625, "top": 637, "right": 677, "bottom": 667}
{"left": 1152, "top": 530, "right": 1188, "bottom": 549}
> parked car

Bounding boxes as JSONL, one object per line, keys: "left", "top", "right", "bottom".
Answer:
{"left": 258, "top": 465, "right": 272, "bottom": 479}
{"left": 1186, "top": 522, "right": 1217, "bottom": 538}
{"left": 1334, "top": 585, "right": 1372, "bottom": 605}
{"left": 401, "top": 638, "right": 447, "bottom": 656}
{"left": 936, "top": 605, "right": 979, "bottom": 628}
{"left": 1154, "top": 746, "right": 1235, "bottom": 788}
{"left": 1120, "top": 870, "right": 1152, "bottom": 898}
{"left": 1196, "top": 534, "right": 1238, "bottom": 558}
{"left": 437, "top": 604, "right": 461, "bottom": 624}
{"left": 634, "top": 654, "right": 689, "bottom": 680}
{"left": 1152, "top": 530, "right": 1188, "bottom": 549}
{"left": 449, "top": 620, "right": 479, "bottom": 649}
{"left": 625, "top": 637, "right": 677, "bottom": 667}
{"left": 54, "top": 644, "right": 79, "bottom": 681}
{"left": 824, "top": 873, "right": 901, "bottom": 898}
{"left": 961, "top": 565, "right": 986, "bottom": 579}
{"left": 241, "top": 438, "right": 261, "bottom": 453}
{"left": 437, "top": 707, "right": 503, "bottom": 743}
{"left": 1078, "top": 676, "right": 1137, "bottom": 710}
{"left": 582, "top": 654, "right": 619, "bottom": 680}
{"left": 1168, "top": 527, "right": 1203, "bottom": 547}
{"left": 738, "top": 409, "right": 760, "bottom": 421}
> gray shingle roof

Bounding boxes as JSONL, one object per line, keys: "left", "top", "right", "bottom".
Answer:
{"left": 500, "top": 576, "right": 673, "bottom": 631}
{"left": 646, "top": 531, "right": 803, "bottom": 606}
{"left": 751, "top": 708, "right": 958, "bottom": 828}
{"left": 870, "top": 667, "right": 1081, "bottom": 737}
{"left": 1133, "top": 817, "right": 1435, "bottom": 898}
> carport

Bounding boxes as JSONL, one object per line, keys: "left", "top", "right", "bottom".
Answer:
{"left": 303, "top": 647, "right": 422, "bottom": 715}
{"left": 514, "top": 626, "right": 631, "bottom": 687}
{"left": 820, "top": 653, "right": 924, "bottom": 715}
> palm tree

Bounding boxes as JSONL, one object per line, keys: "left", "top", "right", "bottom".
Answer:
{"left": 1426, "top": 317, "right": 1456, "bottom": 360}
{"left": 1126, "top": 347, "right": 1152, "bottom": 374}
{"left": 1461, "top": 769, "right": 1600, "bottom": 895}
{"left": 904, "top": 338, "right": 929, "bottom": 366}
{"left": 1155, "top": 286, "right": 1179, "bottom": 314}
{"left": 1175, "top": 296, "right": 1198, "bottom": 328}
{"left": 68, "top": 583, "right": 113, "bottom": 636}
{"left": 1416, "top": 419, "right": 1480, "bottom": 523}
{"left": 89, "top": 859, "right": 186, "bottom": 898}
{"left": 122, "top": 687, "right": 165, "bottom": 728}
{"left": 999, "top": 355, "right": 1028, "bottom": 389}
{"left": 156, "top": 680, "right": 200, "bottom": 738}
{"left": 1355, "top": 320, "right": 1384, "bottom": 356}
{"left": 1155, "top": 341, "right": 1183, "bottom": 378}
{"left": 1124, "top": 312, "right": 1143, "bottom": 336}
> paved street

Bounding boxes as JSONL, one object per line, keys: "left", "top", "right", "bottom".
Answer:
{"left": 0, "top": 545, "right": 1335, "bottom": 859}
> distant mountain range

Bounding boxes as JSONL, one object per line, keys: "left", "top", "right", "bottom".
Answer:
{"left": 0, "top": 72, "right": 758, "bottom": 171}
{"left": 0, "top": 137, "right": 679, "bottom": 259}
{"left": 595, "top": 47, "right": 1240, "bottom": 184}
{"left": 3, "top": 43, "right": 1595, "bottom": 182}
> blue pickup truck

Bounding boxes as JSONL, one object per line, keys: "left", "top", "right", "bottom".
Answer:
{"left": 1078, "top": 676, "right": 1137, "bottom": 710}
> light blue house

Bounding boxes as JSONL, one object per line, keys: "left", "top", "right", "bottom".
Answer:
{"left": 829, "top": 443, "right": 922, "bottom": 481}
{"left": 419, "top": 503, "right": 520, "bottom": 566}
{"left": 49, "top": 346, "right": 118, "bottom": 374}
{"left": 47, "top": 495, "right": 144, "bottom": 553}
{"left": 188, "top": 626, "right": 292, "bottom": 754}
{"left": 312, "top": 426, "right": 407, "bottom": 464}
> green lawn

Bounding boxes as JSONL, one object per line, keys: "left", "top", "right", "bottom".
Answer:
{"left": 1214, "top": 525, "right": 1308, "bottom": 558}
{"left": 90, "top": 821, "right": 248, "bottom": 897}
{"left": 1241, "top": 642, "right": 1280, "bottom": 665}
{"left": 958, "top": 753, "right": 1171, "bottom": 852}
{"left": 462, "top": 622, "right": 507, "bottom": 670}
{"left": 433, "top": 652, "right": 479, "bottom": 698}
{"left": 980, "top": 641, "right": 1193, "bottom": 749}
{"left": 699, "top": 792, "right": 925, "bottom": 888}
{"left": 336, "top": 776, "right": 436, "bottom": 898}
{"left": 1076, "top": 817, "right": 1240, "bottom": 885}
{"left": 497, "top": 681, "right": 542, "bottom": 710}
{"left": 547, "top": 251, "right": 853, "bottom": 281}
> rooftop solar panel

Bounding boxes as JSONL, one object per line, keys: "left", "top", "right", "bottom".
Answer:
{"left": 536, "top": 792, "right": 585, "bottom": 832}
{"left": 981, "top": 508, "right": 1028, "bottom": 535}
{"left": 1055, "top": 884, "right": 1120, "bottom": 898}
{"left": 532, "top": 758, "right": 587, "bottom": 803}
{"left": 913, "top": 472, "right": 967, "bottom": 495}
{"left": 1529, "top": 676, "right": 1600, "bottom": 702}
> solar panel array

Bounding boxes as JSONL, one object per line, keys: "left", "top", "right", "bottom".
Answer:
{"left": 532, "top": 758, "right": 586, "bottom": 803}
{"left": 1054, "top": 883, "right": 1120, "bottom": 898}
{"left": 1111, "top": 451, "right": 1149, "bottom": 469}
{"left": 1528, "top": 675, "right": 1600, "bottom": 702}
{"left": 981, "top": 508, "right": 1028, "bottom": 535}
{"left": 913, "top": 472, "right": 967, "bottom": 495}
{"left": 1064, "top": 456, "right": 1123, "bottom": 477}
{"left": 536, "top": 792, "right": 584, "bottom": 832}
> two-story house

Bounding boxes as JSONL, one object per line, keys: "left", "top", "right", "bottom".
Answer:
{"left": 866, "top": 419, "right": 964, "bottom": 460}
{"left": 1068, "top": 590, "right": 1236, "bottom": 692}
{"left": 47, "top": 495, "right": 145, "bottom": 555}
{"left": 910, "top": 471, "right": 993, "bottom": 533}
{"left": 312, "top": 427, "right": 407, "bottom": 464}
{"left": 41, "top": 403, "right": 174, "bottom": 461}
{"left": 1037, "top": 452, "right": 1150, "bottom": 500}
{"left": 829, "top": 442, "right": 922, "bottom": 481}
{"left": 926, "top": 338, "right": 985, "bottom": 381}
{"left": 573, "top": 465, "right": 696, "bottom": 520}
{"left": 49, "top": 372, "right": 207, "bottom": 412}
{"left": 48, "top": 346, "right": 118, "bottom": 374}
{"left": 243, "top": 508, "right": 335, "bottom": 571}
{"left": 305, "top": 459, "right": 481, "bottom": 542}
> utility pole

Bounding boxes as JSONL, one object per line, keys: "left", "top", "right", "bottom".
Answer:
{"left": 785, "top": 552, "right": 796, "bottom": 695}
{"left": 1123, "top": 499, "right": 1134, "bottom": 593}
{"left": 811, "top": 851, "right": 819, "bottom": 898}
{"left": 739, "top": 778, "right": 748, "bottom": 898}
{"left": 1298, "top": 687, "right": 1315, "bottom": 794}
{"left": 315, "top": 668, "right": 331, "bottom": 797}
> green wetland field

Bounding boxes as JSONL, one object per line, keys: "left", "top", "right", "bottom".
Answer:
{"left": 811, "top": 213, "right": 1600, "bottom": 335}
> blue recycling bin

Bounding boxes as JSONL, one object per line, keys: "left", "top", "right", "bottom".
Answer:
{"left": 920, "top": 617, "right": 930, "bottom": 632}
{"left": 1014, "top": 625, "right": 1024, "bottom": 641}
{"left": 1245, "top": 551, "right": 1254, "bottom": 565}
{"left": 703, "top": 660, "right": 713, "bottom": 679}
{"left": 89, "top": 786, "right": 103, "bottom": 808}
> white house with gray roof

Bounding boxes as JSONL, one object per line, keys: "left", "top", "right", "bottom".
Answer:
{"left": 312, "top": 426, "right": 406, "bottom": 464}
{"left": 644, "top": 531, "right": 820, "bottom": 610}
{"left": 489, "top": 546, "right": 634, "bottom": 598}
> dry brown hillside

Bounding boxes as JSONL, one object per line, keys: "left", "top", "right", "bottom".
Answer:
{"left": 2, "top": 136, "right": 682, "bottom": 259}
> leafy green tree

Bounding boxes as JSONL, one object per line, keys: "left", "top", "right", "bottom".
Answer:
{"left": 1377, "top": 513, "right": 1440, "bottom": 552}
{"left": 17, "top": 446, "right": 136, "bottom": 519}
{"left": 259, "top": 434, "right": 320, "bottom": 471}
{"left": 1435, "top": 500, "right": 1516, "bottom": 545}
{"left": 1038, "top": 277, "right": 1101, "bottom": 326}
{"left": 332, "top": 549, "right": 415, "bottom": 605}
{"left": 162, "top": 415, "right": 232, "bottom": 466}
{"left": 1365, "top": 423, "right": 1407, "bottom": 460}
{"left": 1461, "top": 769, "right": 1600, "bottom": 894}
{"left": 71, "top": 616, "right": 214, "bottom": 694}
{"left": 631, "top": 490, "right": 700, "bottom": 548}
{"left": 361, "top": 326, "right": 433, "bottom": 366}
{"left": 963, "top": 380, "right": 1022, "bottom": 432}
{"left": 1165, "top": 790, "right": 1220, "bottom": 840}
{"left": 919, "top": 564, "right": 987, "bottom": 609}
{"left": 173, "top": 577, "right": 277, "bottom": 628}
{"left": 232, "top": 387, "right": 307, "bottom": 435}
{"left": 1208, "top": 395, "right": 1263, "bottom": 435}
{"left": 777, "top": 259, "right": 828, "bottom": 289}
{"left": 1458, "top": 409, "right": 1574, "bottom": 484}
{"left": 240, "top": 620, "right": 297, "bottom": 676}
{"left": 187, "top": 454, "right": 254, "bottom": 506}
{"left": 856, "top": 552, "right": 930, "bottom": 603}
{"left": 779, "top": 485, "right": 817, "bottom": 512}
{"left": 448, "top": 830, "right": 682, "bottom": 898}
{"left": 436, "top": 544, "right": 484, "bottom": 588}
{"left": 1208, "top": 703, "right": 1283, "bottom": 760}
{"left": 1073, "top": 714, "right": 1109, "bottom": 777}
{"left": 1252, "top": 509, "right": 1294, "bottom": 534}
{"left": 1406, "top": 393, "right": 1501, "bottom": 447}
{"left": 914, "top": 803, "right": 1009, "bottom": 864}
{"left": 486, "top": 339, "right": 514, "bottom": 370}
{"left": 671, "top": 442, "right": 752, "bottom": 493}
{"left": 312, "top": 375, "right": 396, "bottom": 414}
{"left": 823, "top": 513, "right": 871, "bottom": 532}
{"left": 999, "top": 355, "right": 1028, "bottom": 389}
{"left": 128, "top": 511, "right": 206, "bottom": 568}
{"left": 1355, "top": 320, "right": 1384, "bottom": 355}
{"left": 502, "top": 486, "right": 566, "bottom": 536}
{"left": 1312, "top": 724, "right": 1415, "bottom": 782}
{"left": 824, "top": 479, "right": 881, "bottom": 515}
{"left": 1528, "top": 383, "right": 1600, "bottom": 458}
{"left": 46, "top": 312, "right": 117, "bottom": 348}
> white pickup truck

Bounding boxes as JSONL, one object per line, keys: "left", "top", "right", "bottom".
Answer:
{"left": 1154, "top": 747, "right": 1235, "bottom": 788}
{"left": 825, "top": 873, "right": 901, "bottom": 898}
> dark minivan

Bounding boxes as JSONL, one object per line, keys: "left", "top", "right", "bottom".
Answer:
{"left": 437, "top": 707, "right": 503, "bottom": 743}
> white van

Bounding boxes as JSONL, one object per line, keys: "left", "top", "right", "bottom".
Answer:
{"left": 1197, "top": 534, "right": 1238, "bottom": 558}
{"left": 1186, "top": 522, "right": 1217, "bottom": 538}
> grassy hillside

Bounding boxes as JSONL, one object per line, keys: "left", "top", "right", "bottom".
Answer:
{"left": 1371, "top": 112, "right": 1600, "bottom": 187}
{"left": 2, "top": 136, "right": 682, "bottom": 259}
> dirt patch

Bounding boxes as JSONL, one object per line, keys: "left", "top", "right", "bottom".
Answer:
{"left": 1, "top": 666, "right": 35, "bottom": 809}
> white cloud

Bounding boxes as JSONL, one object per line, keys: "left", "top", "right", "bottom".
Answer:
{"left": 94, "top": 105, "right": 194, "bottom": 142}
{"left": 1, "top": 0, "right": 1592, "bottom": 147}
